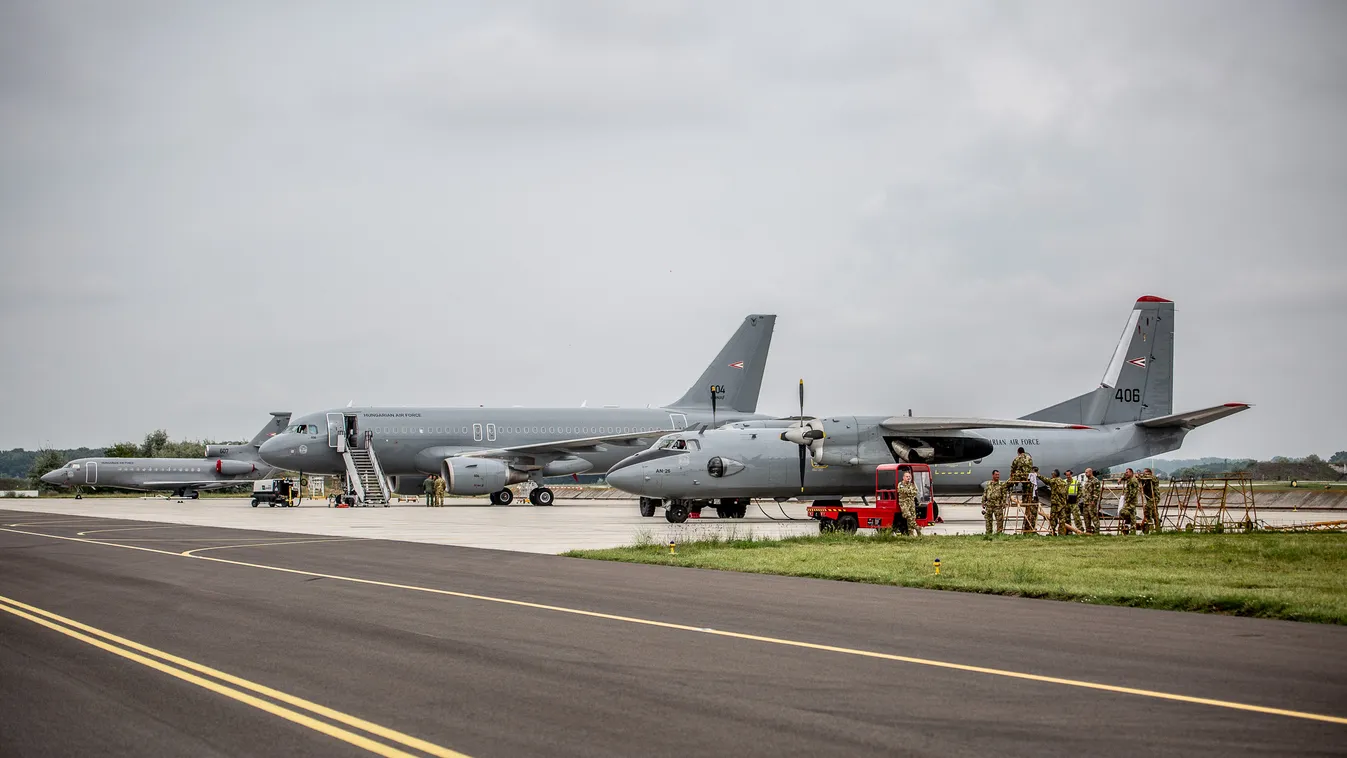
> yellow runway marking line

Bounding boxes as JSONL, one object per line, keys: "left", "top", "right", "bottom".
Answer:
{"left": 77, "top": 525, "right": 202, "bottom": 536}
{"left": 0, "top": 594, "right": 470, "bottom": 758}
{"left": 4, "top": 526, "right": 1346, "bottom": 727}
{"left": 6, "top": 519, "right": 140, "bottom": 528}
{"left": 181, "top": 538, "right": 359, "bottom": 556}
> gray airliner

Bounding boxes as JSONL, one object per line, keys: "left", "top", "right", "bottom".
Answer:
{"left": 607, "top": 297, "right": 1251, "bottom": 521}
{"left": 258, "top": 315, "right": 776, "bottom": 506}
{"left": 41, "top": 413, "right": 292, "bottom": 499}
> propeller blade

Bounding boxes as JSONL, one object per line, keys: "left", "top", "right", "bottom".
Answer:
{"left": 798, "top": 379, "right": 804, "bottom": 421}
{"left": 798, "top": 445, "right": 807, "bottom": 492}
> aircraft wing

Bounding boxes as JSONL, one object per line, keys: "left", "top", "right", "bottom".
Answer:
{"left": 879, "top": 417, "right": 1092, "bottom": 432}
{"left": 456, "top": 429, "right": 677, "bottom": 460}
{"left": 1135, "top": 403, "right": 1251, "bottom": 430}
{"left": 139, "top": 480, "right": 256, "bottom": 489}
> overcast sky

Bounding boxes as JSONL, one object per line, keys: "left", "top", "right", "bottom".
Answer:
{"left": 2, "top": 1, "right": 1343, "bottom": 459}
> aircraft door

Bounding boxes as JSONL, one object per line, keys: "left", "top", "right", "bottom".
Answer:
{"left": 486, "top": 424, "right": 496, "bottom": 442}
{"left": 669, "top": 413, "right": 688, "bottom": 431}
{"left": 473, "top": 424, "right": 483, "bottom": 442}
{"left": 912, "top": 468, "right": 933, "bottom": 521}
{"left": 327, "top": 413, "right": 345, "bottom": 453}
{"left": 85, "top": 462, "right": 97, "bottom": 484}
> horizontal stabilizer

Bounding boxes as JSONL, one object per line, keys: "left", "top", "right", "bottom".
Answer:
{"left": 880, "top": 417, "right": 1091, "bottom": 432}
{"left": 1135, "top": 403, "right": 1251, "bottom": 430}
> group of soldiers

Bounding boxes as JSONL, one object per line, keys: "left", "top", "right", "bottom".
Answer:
{"left": 979, "top": 447, "right": 1163, "bottom": 535}
{"left": 422, "top": 474, "right": 447, "bottom": 506}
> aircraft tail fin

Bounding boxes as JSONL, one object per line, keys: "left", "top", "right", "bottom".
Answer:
{"left": 668, "top": 314, "right": 775, "bottom": 413}
{"left": 250, "top": 412, "right": 292, "bottom": 448}
{"left": 1022, "top": 296, "right": 1175, "bottom": 426}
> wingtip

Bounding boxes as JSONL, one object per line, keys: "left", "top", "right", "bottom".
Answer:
{"left": 1223, "top": 402, "right": 1251, "bottom": 408}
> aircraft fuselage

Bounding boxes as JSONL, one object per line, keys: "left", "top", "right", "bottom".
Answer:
{"left": 259, "top": 406, "right": 771, "bottom": 478}
{"left": 606, "top": 423, "right": 1188, "bottom": 500}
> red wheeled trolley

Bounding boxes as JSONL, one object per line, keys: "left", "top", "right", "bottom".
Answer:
{"left": 806, "top": 463, "right": 941, "bottom": 534}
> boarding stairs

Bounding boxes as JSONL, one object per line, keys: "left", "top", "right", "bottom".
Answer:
{"left": 342, "top": 433, "right": 390, "bottom": 506}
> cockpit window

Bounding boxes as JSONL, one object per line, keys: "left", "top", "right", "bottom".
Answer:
{"left": 71, "top": 463, "right": 81, "bottom": 470}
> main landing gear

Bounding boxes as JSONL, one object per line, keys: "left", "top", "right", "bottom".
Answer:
{"left": 660, "top": 498, "right": 749, "bottom": 523}
{"left": 715, "top": 498, "right": 750, "bottom": 519}
{"left": 489, "top": 487, "right": 554, "bottom": 506}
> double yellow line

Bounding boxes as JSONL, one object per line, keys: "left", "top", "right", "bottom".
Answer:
{"left": 0, "top": 594, "right": 469, "bottom": 758}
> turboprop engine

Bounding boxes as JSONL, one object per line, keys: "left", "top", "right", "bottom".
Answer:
{"left": 441, "top": 457, "right": 528, "bottom": 495}
{"left": 215, "top": 459, "right": 256, "bottom": 476}
{"left": 782, "top": 417, "right": 861, "bottom": 466}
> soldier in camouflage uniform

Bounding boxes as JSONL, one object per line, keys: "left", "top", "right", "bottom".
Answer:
{"left": 981, "top": 470, "right": 1009, "bottom": 535}
{"left": 423, "top": 475, "right": 436, "bottom": 507}
{"left": 1119, "top": 469, "right": 1140, "bottom": 534}
{"left": 433, "top": 474, "right": 447, "bottom": 507}
{"left": 1140, "top": 468, "right": 1161, "bottom": 533}
{"left": 1010, "top": 447, "right": 1035, "bottom": 532}
{"left": 1045, "top": 469, "right": 1068, "bottom": 535}
{"left": 897, "top": 471, "right": 921, "bottom": 536}
{"left": 1081, "top": 468, "right": 1102, "bottom": 534}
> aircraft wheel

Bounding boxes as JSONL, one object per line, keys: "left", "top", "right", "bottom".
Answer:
{"left": 251, "top": 499, "right": 259, "bottom": 507}
{"left": 734, "top": 501, "right": 749, "bottom": 518}
{"left": 666, "top": 503, "right": 689, "bottom": 523}
{"left": 495, "top": 489, "right": 514, "bottom": 506}
{"left": 74, "top": 494, "right": 82, "bottom": 500}
{"left": 534, "top": 488, "right": 554, "bottom": 506}
{"left": 715, "top": 507, "right": 728, "bottom": 519}
{"left": 837, "top": 513, "right": 859, "bottom": 534}
{"left": 639, "top": 497, "right": 656, "bottom": 517}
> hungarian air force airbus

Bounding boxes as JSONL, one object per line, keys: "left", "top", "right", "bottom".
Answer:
{"left": 607, "top": 297, "right": 1251, "bottom": 522}
{"left": 41, "top": 413, "right": 292, "bottom": 499}
{"left": 258, "top": 315, "right": 776, "bottom": 506}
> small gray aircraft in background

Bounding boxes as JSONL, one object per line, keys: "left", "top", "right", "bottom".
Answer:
{"left": 41, "top": 413, "right": 291, "bottom": 500}
{"left": 607, "top": 296, "right": 1251, "bottom": 522}
{"left": 259, "top": 315, "right": 777, "bottom": 506}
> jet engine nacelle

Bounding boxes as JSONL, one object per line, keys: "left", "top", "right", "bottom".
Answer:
{"left": 441, "top": 457, "right": 528, "bottom": 495}
{"left": 884, "top": 435, "right": 994, "bottom": 464}
{"left": 204, "top": 445, "right": 236, "bottom": 458}
{"left": 215, "top": 459, "right": 256, "bottom": 476}
{"left": 391, "top": 475, "right": 427, "bottom": 496}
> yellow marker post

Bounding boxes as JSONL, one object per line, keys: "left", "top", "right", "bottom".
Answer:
{"left": 668, "top": 541, "right": 677, "bottom": 555}
{"left": 933, "top": 558, "right": 941, "bottom": 576}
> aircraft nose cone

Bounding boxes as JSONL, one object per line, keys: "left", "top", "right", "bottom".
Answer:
{"left": 606, "top": 464, "right": 646, "bottom": 495}
{"left": 40, "top": 471, "right": 60, "bottom": 484}
{"left": 257, "top": 436, "right": 290, "bottom": 467}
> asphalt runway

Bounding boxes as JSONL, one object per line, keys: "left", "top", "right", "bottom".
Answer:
{"left": 2, "top": 509, "right": 1345, "bottom": 757}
